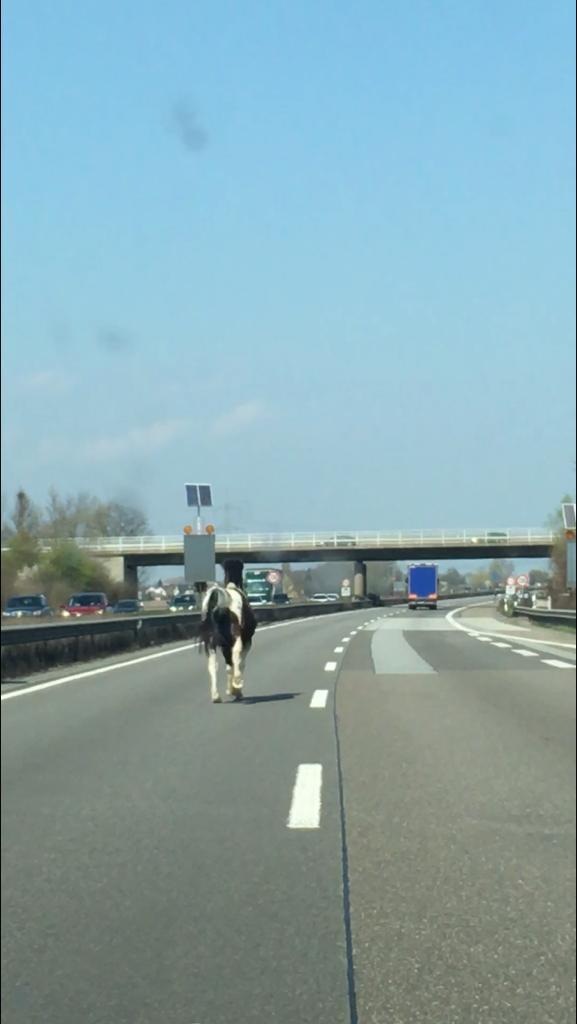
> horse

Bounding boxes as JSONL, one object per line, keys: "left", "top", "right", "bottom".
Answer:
{"left": 199, "top": 582, "right": 257, "bottom": 703}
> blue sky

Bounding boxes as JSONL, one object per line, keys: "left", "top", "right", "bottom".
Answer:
{"left": 2, "top": 0, "right": 575, "bottom": 534}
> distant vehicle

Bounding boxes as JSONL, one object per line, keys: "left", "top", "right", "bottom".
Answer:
{"left": 315, "top": 535, "right": 356, "bottom": 548}
{"left": 3, "top": 594, "right": 53, "bottom": 619}
{"left": 168, "top": 594, "right": 197, "bottom": 612}
{"left": 325, "top": 593, "right": 340, "bottom": 602}
{"left": 61, "top": 593, "right": 109, "bottom": 617}
{"left": 111, "top": 599, "right": 143, "bottom": 614}
{"left": 271, "top": 593, "right": 291, "bottom": 605}
{"left": 311, "top": 593, "right": 330, "bottom": 603}
{"left": 247, "top": 594, "right": 268, "bottom": 607}
{"left": 244, "top": 568, "right": 283, "bottom": 603}
{"left": 472, "top": 532, "right": 508, "bottom": 544}
{"left": 407, "top": 563, "right": 438, "bottom": 610}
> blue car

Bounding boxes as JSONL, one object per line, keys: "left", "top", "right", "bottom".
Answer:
{"left": 3, "top": 594, "right": 53, "bottom": 619}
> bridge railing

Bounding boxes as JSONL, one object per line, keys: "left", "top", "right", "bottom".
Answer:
{"left": 23, "top": 528, "right": 556, "bottom": 555}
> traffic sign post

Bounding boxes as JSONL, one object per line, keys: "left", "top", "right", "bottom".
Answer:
{"left": 568, "top": 540, "right": 576, "bottom": 590}
{"left": 516, "top": 574, "right": 529, "bottom": 588}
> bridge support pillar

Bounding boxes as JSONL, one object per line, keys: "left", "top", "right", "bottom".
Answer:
{"left": 124, "top": 562, "right": 138, "bottom": 595}
{"left": 100, "top": 557, "right": 138, "bottom": 596}
{"left": 223, "top": 559, "right": 244, "bottom": 589}
{"left": 353, "top": 561, "right": 367, "bottom": 599}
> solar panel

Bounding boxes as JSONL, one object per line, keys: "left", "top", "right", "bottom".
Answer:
{"left": 562, "top": 503, "right": 576, "bottom": 529}
{"left": 185, "top": 484, "right": 213, "bottom": 508}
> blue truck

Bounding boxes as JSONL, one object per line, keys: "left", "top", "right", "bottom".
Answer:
{"left": 407, "top": 563, "right": 439, "bottom": 610}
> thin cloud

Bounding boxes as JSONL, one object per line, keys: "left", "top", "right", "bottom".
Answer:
{"left": 212, "top": 402, "right": 266, "bottom": 438}
{"left": 39, "top": 418, "right": 191, "bottom": 464}
{"left": 172, "top": 99, "right": 208, "bottom": 153}
{"left": 18, "top": 370, "right": 74, "bottom": 395}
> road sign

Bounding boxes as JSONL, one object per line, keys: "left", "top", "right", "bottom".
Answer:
{"left": 516, "top": 574, "right": 529, "bottom": 588}
{"left": 341, "top": 585, "right": 352, "bottom": 598}
{"left": 507, "top": 576, "right": 515, "bottom": 586}
{"left": 505, "top": 584, "right": 516, "bottom": 596}
{"left": 267, "top": 571, "right": 281, "bottom": 585}
{"left": 342, "top": 578, "right": 351, "bottom": 587}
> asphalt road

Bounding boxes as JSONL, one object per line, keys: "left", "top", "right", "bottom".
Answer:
{"left": 2, "top": 602, "right": 575, "bottom": 1024}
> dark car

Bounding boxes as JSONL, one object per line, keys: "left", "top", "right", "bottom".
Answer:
{"left": 111, "top": 599, "right": 143, "bottom": 614}
{"left": 272, "top": 593, "right": 291, "bottom": 605}
{"left": 61, "top": 593, "right": 109, "bottom": 617}
{"left": 3, "top": 594, "right": 53, "bottom": 619}
{"left": 168, "top": 594, "right": 197, "bottom": 612}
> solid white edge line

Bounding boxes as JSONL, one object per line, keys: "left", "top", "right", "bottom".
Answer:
{"left": 287, "top": 764, "right": 322, "bottom": 828}
{"left": 309, "top": 689, "right": 329, "bottom": 709}
{"left": 445, "top": 605, "right": 577, "bottom": 650}
{"left": 324, "top": 661, "right": 338, "bottom": 672}
{"left": 541, "top": 659, "right": 575, "bottom": 669}
{"left": 2, "top": 610, "right": 364, "bottom": 703}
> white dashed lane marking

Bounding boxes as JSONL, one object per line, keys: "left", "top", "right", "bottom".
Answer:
{"left": 334, "top": 646, "right": 344, "bottom": 653}
{"left": 492, "top": 642, "right": 512, "bottom": 648}
{"left": 324, "top": 661, "right": 338, "bottom": 672}
{"left": 309, "top": 689, "right": 329, "bottom": 709}
{"left": 287, "top": 764, "right": 323, "bottom": 829}
{"left": 541, "top": 659, "right": 575, "bottom": 670}
{"left": 512, "top": 649, "right": 539, "bottom": 658}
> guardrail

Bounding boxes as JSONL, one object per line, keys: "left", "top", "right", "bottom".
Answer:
{"left": 1, "top": 592, "right": 490, "bottom": 680}
{"left": 1, "top": 528, "right": 555, "bottom": 556}
{"left": 0, "top": 600, "right": 372, "bottom": 679}
{"left": 511, "top": 605, "right": 576, "bottom": 628}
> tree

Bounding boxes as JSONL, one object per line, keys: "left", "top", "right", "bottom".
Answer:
{"left": 97, "top": 501, "right": 149, "bottom": 537}
{"left": 486, "top": 559, "right": 515, "bottom": 585}
{"left": 10, "top": 490, "right": 41, "bottom": 536}
{"left": 529, "top": 569, "right": 550, "bottom": 587}
{"left": 367, "top": 562, "right": 398, "bottom": 595}
{"left": 42, "top": 490, "right": 150, "bottom": 539}
{"left": 36, "top": 543, "right": 114, "bottom": 604}
{"left": 441, "top": 567, "right": 467, "bottom": 590}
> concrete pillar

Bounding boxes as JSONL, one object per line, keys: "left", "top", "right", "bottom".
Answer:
{"left": 223, "top": 558, "right": 244, "bottom": 588}
{"left": 100, "top": 556, "right": 126, "bottom": 584}
{"left": 353, "top": 560, "right": 367, "bottom": 598}
{"left": 124, "top": 562, "right": 138, "bottom": 595}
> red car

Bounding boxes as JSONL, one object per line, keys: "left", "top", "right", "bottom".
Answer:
{"left": 61, "top": 592, "right": 110, "bottom": 617}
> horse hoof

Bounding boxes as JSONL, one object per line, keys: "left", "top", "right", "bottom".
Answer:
{"left": 232, "top": 688, "right": 243, "bottom": 700}
{"left": 212, "top": 695, "right": 222, "bottom": 704}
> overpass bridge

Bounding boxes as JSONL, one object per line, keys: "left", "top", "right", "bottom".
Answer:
{"left": 28, "top": 528, "right": 555, "bottom": 594}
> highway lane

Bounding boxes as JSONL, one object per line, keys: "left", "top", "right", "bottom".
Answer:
{"left": 2, "top": 609, "right": 371, "bottom": 1024}
{"left": 2, "top": 603, "right": 575, "bottom": 1023}
{"left": 340, "top": 607, "right": 576, "bottom": 1024}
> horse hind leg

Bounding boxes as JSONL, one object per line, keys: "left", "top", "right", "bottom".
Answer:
{"left": 208, "top": 650, "right": 221, "bottom": 703}
{"left": 231, "top": 637, "right": 244, "bottom": 699}
{"left": 223, "top": 647, "right": 234, "bottom": 695}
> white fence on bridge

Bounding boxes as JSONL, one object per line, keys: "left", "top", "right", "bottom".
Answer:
{"left": 19, "top": 528, "right": 556, "bottom": 555}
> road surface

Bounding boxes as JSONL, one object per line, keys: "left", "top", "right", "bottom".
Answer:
{"left": 2, "top": 603, "right": 575, "bottom": 1023}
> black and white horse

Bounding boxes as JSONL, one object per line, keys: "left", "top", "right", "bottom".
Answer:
{"left": 199, "top": 583, "right": 257, "bottom": 703}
